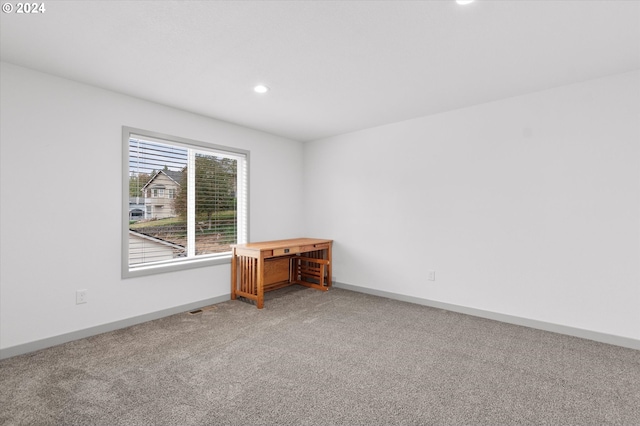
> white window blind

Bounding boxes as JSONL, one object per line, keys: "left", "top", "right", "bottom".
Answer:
{"left": 123, "top": 127, "right": 248, "bottom": 277}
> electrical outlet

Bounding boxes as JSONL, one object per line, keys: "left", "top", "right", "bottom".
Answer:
{"left": 76, "top": 289, "right": 88, "bottom": 304}
{"left": 428, "top": 270, "right": 436, "bottom": 281}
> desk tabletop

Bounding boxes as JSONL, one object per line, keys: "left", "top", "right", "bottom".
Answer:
{"left": 232, "top": 238, "right": 332, "bottom": 251}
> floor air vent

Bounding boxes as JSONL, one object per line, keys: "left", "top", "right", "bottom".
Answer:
{"left": 187, "top": 305, "right": 217, "bottom": 315}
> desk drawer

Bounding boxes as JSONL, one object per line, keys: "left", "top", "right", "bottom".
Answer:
{"left": 273, "top": 244, "right": 317, "bottom": 257}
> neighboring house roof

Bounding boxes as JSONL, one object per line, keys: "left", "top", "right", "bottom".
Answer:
{"left": 128, "top": 230, "right": 185, "bottom": 251}
{"left": 141, "top": 169, "right": 183, "bottom": 191}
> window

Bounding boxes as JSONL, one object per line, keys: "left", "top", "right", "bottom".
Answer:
{"left": 123, "top": 127, "right": 249, "bottom": 278}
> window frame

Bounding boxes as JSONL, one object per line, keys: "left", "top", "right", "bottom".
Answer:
{"left": 122, "top": 126, "right": 249, "bottom": 278}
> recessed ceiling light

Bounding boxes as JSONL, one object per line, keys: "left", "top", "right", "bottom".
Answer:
{"left": 254, "top": 84, "right": 269, "bottom": 94}
{"left": 456, "top": 0, "right": 475, "bottom": 4}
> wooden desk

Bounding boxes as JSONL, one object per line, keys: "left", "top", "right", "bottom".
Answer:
{"left": 231, "top": 238, "right": 333, "bottom": 309}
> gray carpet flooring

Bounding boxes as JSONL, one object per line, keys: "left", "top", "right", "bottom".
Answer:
{"left": 1, "top": 286, "right": 639, "bottom": 425}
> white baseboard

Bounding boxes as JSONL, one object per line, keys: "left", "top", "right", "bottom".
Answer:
{"left": 0, "top": 295, "right": 230, "bottom": 360}
{"left": 3, "top": 285, "right": 637, "bottom": 360}
{"left": 334, "top": 282, "right": 640, "bottom": 351}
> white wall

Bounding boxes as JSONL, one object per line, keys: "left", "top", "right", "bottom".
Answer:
{"left": 0, "top": 62, "right": 305, "bottom": 352}
{"left": 304, "top": 70, "right": 640, "bottom": 341}
{"left": 2, "top": 62, "right": 638, "bottom": 355}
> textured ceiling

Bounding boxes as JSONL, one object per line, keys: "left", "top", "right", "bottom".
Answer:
{"left": 1, "top": 0, "right": 639, "bottom": 142}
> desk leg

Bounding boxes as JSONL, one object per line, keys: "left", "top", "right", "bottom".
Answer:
{"left": 326, "top": 245, "right": 332, "bottom": 287}
{"left": 257, "top": 256, "right": 265, "bottom": 309}
{"left": 230, "top": 248, "right": 237, "bottom": 300}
